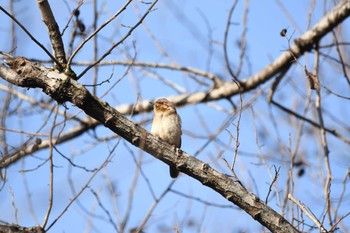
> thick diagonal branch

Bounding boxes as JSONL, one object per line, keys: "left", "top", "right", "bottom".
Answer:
{"left": 1, "top": 0, "right": 349, "bottom": 169}
{"left": 0, "top": 57, "right": 300, "bottom": 233}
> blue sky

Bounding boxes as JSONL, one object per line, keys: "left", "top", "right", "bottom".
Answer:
{"left": 1, "top": 0, "right": 350, "bottom": 232}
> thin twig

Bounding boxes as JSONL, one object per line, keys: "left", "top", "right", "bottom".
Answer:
{"left": 9, "top": 186, "right": 18, "bottom": 224}
{"left": 230, "top": 81, "right": 243, "bottom": 175}
{"left": 45, "top": 151, "right": 113, "bottom": 231}
{"left": 314, "top": 43, "right": 333, "bottom": 226}
{"left": 75, "top": 60, "right": 221, "bottom": 84}
{"left": 265, "top": 165, "right": 280, "bottom": 204}
{"left": 329, "top": 212, "right": 350, "bottom": 233}
{"left": 0, "top": 6, "right": 61, "bottom": 69}
{"left": 92, "top": 0, "right": 99, "bottom": 95}
{"left": 334, "top": 167, "right": 349, "bottom": 221}
{"left": 41, "top": 103, "right": 59, "bottom": 229}
{"left": 0, "top": 127, "right": 49, "bottom": 137}
{"left": 120, "top": 148, "right": 141, "bottom": 232}
{"left": 270, "top": 100, "right": 350, "bottom": 144}
{"left": 288, "top": 194, "right": 327, "bottom": 233}
{"left": 170, "top": 189, "right": 235, "bottom": 209}
{"left": 136, "top": 181, "right": 175, "bottom": 232}
{"left": 67, "top": 0, "right": 134, "bottom": 69}
{"left": 77, "top": 0, "right": 159, "bottom": 79}
{"left": 223, "top": 0, "right": 239, "bottom": 81}
{"left": 89, "top": 188, "right": 119, "bottom": 232}
{"left": 331, "top": 29, "right": 350, "bottom": 84}
{"left": 61, "top": 1, "right": 84, "bottom": 37}
{"left": 235, "top": 0, "right": 249, "bottom": 78}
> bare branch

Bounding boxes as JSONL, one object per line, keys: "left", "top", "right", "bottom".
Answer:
{"left": 0, "top": 7, "right": 61, "bottom": 69}
{"left": 223, "top": 0, "right": 239, "bottom": 81}
{"left": 76, "top": 0, "right": 159, "bottom": 79}
{"left": 0, "top": 56, "right": 301, "bottom": 232}
{"left": 36, "top": 0, "right": 67, "bottom": 67}
{"left": 288, "top": 194, "right": 327, "bottom": 233}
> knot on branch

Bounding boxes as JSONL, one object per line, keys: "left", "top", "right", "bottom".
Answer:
{"left": 294, "top": 37, "right": 316, "bottom": 53}
{"left": 51, "top": 77, "right": 73, "bottom": 104}
{"left": 6, "top": 57, "right": 45, "bottom": 88}
{"left": 0, "top": 224, "right": 44, "bottom": 233}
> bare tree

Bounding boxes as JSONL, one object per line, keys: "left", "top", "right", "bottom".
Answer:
{"left": 0, "top": 0, "right": 349, "bottom": 232}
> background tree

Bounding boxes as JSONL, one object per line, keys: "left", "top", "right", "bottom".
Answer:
{"left": 0, "top": 0, "right": 349, "bottom": 232}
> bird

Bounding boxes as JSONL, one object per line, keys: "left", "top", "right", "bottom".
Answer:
{"left": 151, "top": 98, "right": 182, "bottom": 178}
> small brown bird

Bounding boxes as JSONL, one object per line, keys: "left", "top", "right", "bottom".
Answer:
{"left": 151, "top": 98, "right": 182, "bottom": 178}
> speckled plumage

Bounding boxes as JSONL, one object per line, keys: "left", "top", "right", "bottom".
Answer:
{"left": 151, "top": 98, "right": 182, "bottom": 178}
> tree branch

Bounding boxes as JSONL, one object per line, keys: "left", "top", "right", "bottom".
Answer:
{"left": 0, "top": 57, "right": 300, "bottom": 233}
{"left": 36, "top": 0, "right": 67, "bottom": 67}
{"left": 0, "top": 224, "right": 44, "bottom": 233}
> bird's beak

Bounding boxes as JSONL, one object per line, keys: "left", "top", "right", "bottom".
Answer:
{"left": 149, "top": 101, "right": 154, "bottom": 106}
